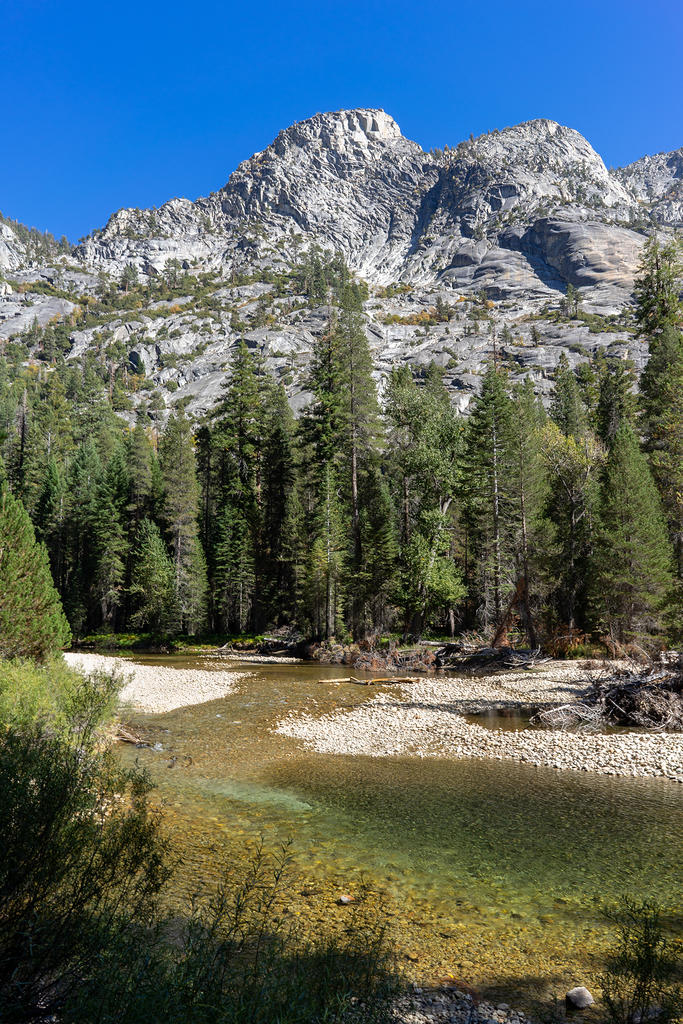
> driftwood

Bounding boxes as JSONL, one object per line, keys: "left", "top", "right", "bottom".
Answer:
{"left": 436, "top": 643, "right": 551, "bottom": 671}
{"left": 534, "top": 658, "right": 683, "bottom": 732}
{"left": 317, "top": 676, "right": 420, "bottom": 686}
{"left": 114, "top": 727, "right": 150, "bottom": 747}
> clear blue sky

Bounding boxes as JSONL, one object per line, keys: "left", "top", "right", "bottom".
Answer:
{"left": 2, "top": 0, "right": 681, "bottom": 241}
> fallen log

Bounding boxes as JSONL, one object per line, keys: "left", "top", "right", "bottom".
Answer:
{"left": 317, "top": 676, "right": 421, "bottom": 686}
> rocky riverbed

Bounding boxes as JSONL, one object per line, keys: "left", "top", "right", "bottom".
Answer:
{"left": 275, "top": 665, "right": 683, "bottom": 782}
{"left": 65, "top": 652, "right": 246, "bottom": 713}
{"left": 394, "top": 988, "right": 530, "bottom": 1024}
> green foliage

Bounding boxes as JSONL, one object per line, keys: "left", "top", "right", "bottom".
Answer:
{"left": 633, "top": 234, "right": 682, "bottom": 336}
{"left": 0, "top": 657, "right": 103, "bottom": 730}
{"left": 589, "top": 424, "right": 674, "bottom": 643}
{"left": 599, "top": 898, "right": 682, "bottom": 1024}
{"left": 0, "top": 680, "right": 169, "bottom": 1022}
{"left": 0, "top": 676, "right": 396, "bottom": 1024}
{"left": 0, "top": 482, "right": 71, "bottom": 659}
{"left": 129, "top": 518, "right": 178, "bottom": 631}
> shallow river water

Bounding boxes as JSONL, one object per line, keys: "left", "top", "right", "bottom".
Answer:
{"left": 117, "top": 655, "right": 683, "bottom": 1004}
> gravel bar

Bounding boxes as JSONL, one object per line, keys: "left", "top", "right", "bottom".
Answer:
{"left": 65, "top": 653, "right": 246, "bottom": 714}
{"left": 276, "top": 665, "right": 683, "bottom": 782}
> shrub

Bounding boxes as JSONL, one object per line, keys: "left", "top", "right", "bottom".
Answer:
{"left": 0, "top": 673, "right": 397, "bottom": 1024}
{"left": 0, "top": 657, "right": 115, "bottom": 730}
{"left": 599, "top": 898, "right": 682, "bottom": 1024}
{"left": 0, "top": 676, "right": 169, "bottom": 1022}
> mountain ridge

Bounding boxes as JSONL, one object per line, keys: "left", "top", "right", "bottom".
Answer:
{"left": 0, "top": 108, "right": 680, "bottom": 418}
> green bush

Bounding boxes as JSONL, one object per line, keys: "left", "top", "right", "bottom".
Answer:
{"left": 0, "top": 674, "right": 397, "bottom": 1024}
{"left": 0, "top": 657, "right": 108, "bottom": 730}
{"left": 599, "top": 898, "right": 682, "bottom": 1024}
{"left": 0, "top": 677, "right": 170, "bottom": 1023}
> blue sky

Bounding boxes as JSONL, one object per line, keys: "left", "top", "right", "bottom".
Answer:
{"left": 1, "top": 0, "right": 681, "bottom": 241}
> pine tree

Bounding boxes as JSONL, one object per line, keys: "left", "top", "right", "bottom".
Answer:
{"left": 159, "top": 412, "right": 207, "bottom": 634}
{"left": 633, "top": 234, "right": 682, "bottom": 335}
{"left": 595, "top": 357, "right": 637, "bottom": 447}
{"left": 635, "top": 235, "right": 683, "bottom": 580}
{"left": 129, "top": 518, "right": 177, "bottom": 632}
{"left": 260, "top": 382, "right": 302, "bottom": 624}
{"left": 0, "top": 480, "right": 71, "bottom": 659}
{"left": 300, "top": 309, "right": 348, "bottom": 638}
{"left": 540, "top": 421, "right": 605, "bottom": 631}
{"left": 590, "top": 424, "right": 674, "bottom": 643}
{"left": 461, "top": 364, "right": 513, "bottom": 628}
{"left": 334, "top": 286, "right": 382, "bottom": 634}
{"left": 506, "top": 379, "right": 549, "bottom": 645}
{"left": 386, "top": 364, "right": 463, "bottom": 635}
{"left": 550, "top": 352, "right": 586, "bottom": 438}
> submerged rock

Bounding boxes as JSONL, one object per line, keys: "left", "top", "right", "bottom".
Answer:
{"left": 566, "top": 986, "right": 594, "bottom": 1009}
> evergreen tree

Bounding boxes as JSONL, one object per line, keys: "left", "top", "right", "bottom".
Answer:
{"left": 550, "top": 353, "right": 586, "bottom": 439}
{"left": 260, "top": 382, "right": 303, "bottom": 625}
{"left": 129, "top": 518, "right": 177, "bottom": 632}
{"left": 300, "top": 310, "right": 348, "bottom": 637}
{"left": 635, "top": 235, "right": 683, "bottom": 580}
{"left": 595, "top": 357, "right": 637, "bottom": 447}
{"left": 334, "top": 286, "right": 382, "bottom": 634}
{"left": 461, "top": 364, "right": 513, "bottom": 628}
{"left": 159, "top": 412, "right": 207, "bottom": 634}
{"left": 590, "top": 424, "right": 674, "bottom": 643}
{"left": 540, "top": 421, "right": 605, "bottom": 631}
{"left": 0, "top": 480, "right": 71, "bottom": 659}
{"left": 386, "top": 365, "right": 463, "bottom": 636}
{"left": 633, "top": 234, "right": 682, "bottom": 335}
{"left": 506, "top": 379, "right": 549, "bottom": 645}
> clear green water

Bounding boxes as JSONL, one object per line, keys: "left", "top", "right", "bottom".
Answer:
{"left": 117, "top": 655, "right": 683, "bottom": 1002}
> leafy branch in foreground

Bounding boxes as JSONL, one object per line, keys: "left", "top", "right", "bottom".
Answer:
{"left": 599, "top": 897, "right": 682, "bottom": 1024}
{"left": 0, "top": 672, "right": 397, "bottom": 1024}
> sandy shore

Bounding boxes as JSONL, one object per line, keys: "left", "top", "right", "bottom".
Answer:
{"left": 65, "top": 652, "right": 246, "bottom": 713}
{"left": 276, "top": 665, "right": 683, "bottom": 783}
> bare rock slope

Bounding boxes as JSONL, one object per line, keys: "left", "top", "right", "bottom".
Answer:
{"left": 1, "top": 109, "right": 680, "bottom": 414}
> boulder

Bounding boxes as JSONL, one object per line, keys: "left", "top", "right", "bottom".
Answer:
{"left": 566, "top": 986, "right": 594, "bottom": 1009}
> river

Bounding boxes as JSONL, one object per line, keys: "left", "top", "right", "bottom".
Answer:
{"left": 116, "top": 654, "right": 683, "bottom": 1005}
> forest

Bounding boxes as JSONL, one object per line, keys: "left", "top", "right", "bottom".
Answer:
{"left": 1, "top": 236, "right": 681, "bottom": 654}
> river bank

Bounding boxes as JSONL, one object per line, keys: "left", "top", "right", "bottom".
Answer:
{"left": 276, "top": 667, "right": 683, "bottom": 782}
{"left": 64, "top": 652, "right": 247, "bottom": 713}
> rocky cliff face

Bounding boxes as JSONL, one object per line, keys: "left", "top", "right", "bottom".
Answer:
{"left": 1, "top": 108, "right": 680, "bottom": 416}
{"left": 75, "top": 111, "right": 655, "bottom": 304}
{"left": 616, "top": 147, "right": 683, "bottom": 227}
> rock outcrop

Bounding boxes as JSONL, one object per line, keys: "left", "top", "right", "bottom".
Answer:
{"left": 1, "top": 108, "right": 680, "bottom": 415}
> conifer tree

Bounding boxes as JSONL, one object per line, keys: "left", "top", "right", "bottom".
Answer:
{"left": 386, "top": 365, "right": 463, "bottom": 635}
{"left": 506, "top": 379, "right": 549, "bottom": 644}
{"left": 300, "top": 310, "right": 348, "bottom": 637}
{"left": 635, "top": 236, "right": 683, "bottom": 579}
{"left": 595, "top": 357, "right": 637, "bottom": 447}
{"left": 633, "top": 234, "right": 682, "bottom": 335}
{"left": 0, "top": 479, "right": 71, "bottom": 659}
{"left": 260, "top": 382, "right": 302, "bottom": 624}
{"left": 550, "top": 352, "right": 586, "bottom": 438}
{"left": 129, "top": 518, "right": 177, "bottom": 632}
{"left": 590, "top": 424, "right": 674, "bottom": 643}
{"left": 461, "top": 364, "right": 513, "bottom": 628}
{"left": 540, "top": 422, "right": 604, "bottom": 631}
{"left": 334, "top": 285, "right": 382, "bottom": 634}
{"left": 159, "top": 412, "right": 207, "bottom": 634}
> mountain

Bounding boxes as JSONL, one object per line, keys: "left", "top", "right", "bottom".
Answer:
{"left": 615, "top": 147, "right": 683, "bottom": 227}
{"left": 0, "top": 108, "right": 680, "bottom": 414}
{"left": 76, "top": 110, "right": 653, "bottom": 302}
